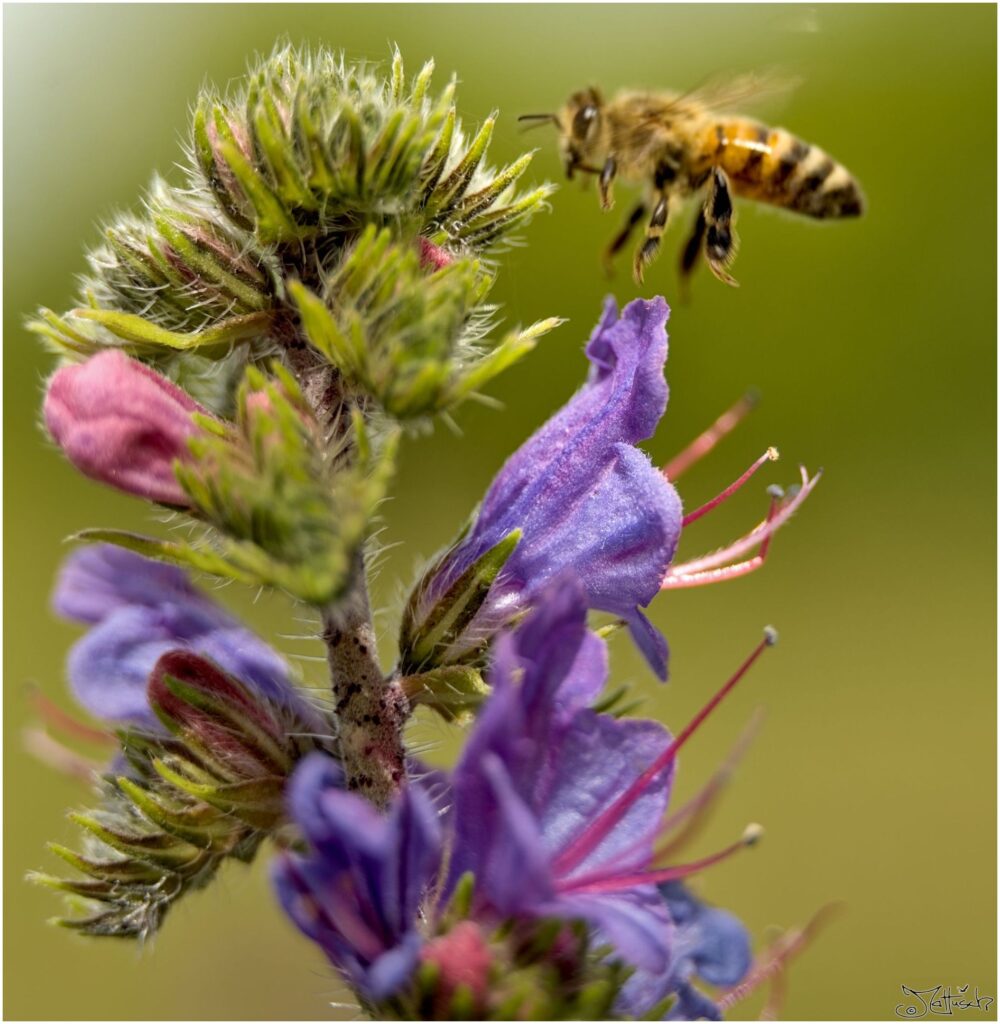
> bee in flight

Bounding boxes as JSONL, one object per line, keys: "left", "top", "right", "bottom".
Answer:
{"left": 520, "top": 78, "right": 865, "bottom": 287}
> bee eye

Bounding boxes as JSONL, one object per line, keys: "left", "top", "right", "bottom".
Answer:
{"left": 572, "top": 104, "right": 599, "bottom": 140}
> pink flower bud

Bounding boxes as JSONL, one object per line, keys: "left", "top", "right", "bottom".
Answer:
{"left": 43, "top": 350, "right": 205, "bottom": 505}
{"left": 244, "top": 390, "right": 273, "bottom": 416}
{"left": 420, "top": 921, "right": 493, "bottom": 1011}
{"left": 418, "top": 237, "right": 453, "bottom": 271}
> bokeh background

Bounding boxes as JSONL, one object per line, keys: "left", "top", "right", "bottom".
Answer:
{"left": 4, "top": 4, "right": 996, "bottom": 1020}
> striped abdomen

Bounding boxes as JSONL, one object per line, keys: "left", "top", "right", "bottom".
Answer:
{"left": 708, "top": 119, "right": 864, "bottom": 219}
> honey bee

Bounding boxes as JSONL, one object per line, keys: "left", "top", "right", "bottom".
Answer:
{"left": 521, "top": 78, "right": 865, "bottom": 287}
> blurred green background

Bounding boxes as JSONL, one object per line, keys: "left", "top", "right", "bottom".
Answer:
{"left": 4, "top": 4, "right": 996, "bottom": 1020}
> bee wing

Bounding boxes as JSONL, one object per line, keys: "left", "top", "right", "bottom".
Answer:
{"left": 669, "top": 69, "right": 801, "bottom": 115}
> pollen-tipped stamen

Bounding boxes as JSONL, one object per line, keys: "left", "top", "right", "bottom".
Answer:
{"left": 663, "top": 391, "right": 759, "bottom": 481}
{"left": 663, "top": 487, "right": 784, "bottom": 590}
{"left": 560, "top": 823, "right": 764, "bottom": 895}
{"left": 552, "top": 630, "right": 776, "bottom": 878}
{"left": 656, "top": 708, "right": 766, "bottom": 859}
{"left": 680, "top": 447, "right": 779, "bottom": 528}
{"left": 662, "top": 467, "right": 820, "bottom": 589}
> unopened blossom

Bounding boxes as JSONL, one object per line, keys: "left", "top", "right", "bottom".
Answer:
{"left": 275, "top": 576, "right": 764, "bottom": 1016}
{"left": 53, "top": 544, "right": 320, "bottom": 731}
{"left": 43, "top": 350, "right": 203, "bottom": 505}
{"left": 402, "top": 297, "right": 682, "bottom": 679}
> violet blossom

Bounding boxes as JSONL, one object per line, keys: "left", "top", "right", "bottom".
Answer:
{"left": 52, "top": 544, "right": 320, "bottom": 731}
{"left": 402, "top": 297, "right": 682, "bottom": 680}
{"left": 275, "top": 576, "right": 767, "bottom": 1016}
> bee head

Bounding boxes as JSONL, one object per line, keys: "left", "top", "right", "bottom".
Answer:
{"left": 560, "top": 87, "right": 604, "bottom": 178}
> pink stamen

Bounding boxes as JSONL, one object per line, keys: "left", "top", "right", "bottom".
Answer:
{"left": 657, "top": 709, "right": 765, "bottom": 858}
{"left": 23, "top": 727, "right": 103, "bottom": 782}
{"left": 717, "top": 903, "right": 844, "bottom": 1012}
{"left": 759, "top": 965, "right": 789, "bottom": 1021}
{"left": 664, "top": 490, "right": 782, "bottom": 591}
{"left": 662, "top": 467, "right": 820, "bottom": 587}
{"left": 661, "top": 555, "right": 769, "bottom": 589}
{"left": 552, "top": 631, "right": 776, "bottom": 878}
{"left": 28, "top": 688, "right": 115, "bottom": 746}
{"left": 560, "top": 824, "right": 763, "bottom": 895}
{"left": 663, "top": 392, "right": 758, "bottom": 481}
{"left": 680, "top": 448, "right": 779, "bottom": 528}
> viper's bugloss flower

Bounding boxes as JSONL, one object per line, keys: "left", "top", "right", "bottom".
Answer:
{"left": 43, "top": 350, "right": 204, "bottom": 505}
{"left": 446, "top": 577, "right": 675, "bottom": 973}
{"left": 274, "top": 755, "right": 441, "bottom": 1002}
{"left": 400, "top": 297, "right": 682, "bottom": 680}
{"left": 276, "top": 577, "right": 766, "bottom": 1017}
{"left": 53, "top": 544, "right": 319, "bottom": 731}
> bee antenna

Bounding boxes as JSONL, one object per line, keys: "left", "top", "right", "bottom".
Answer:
{"left": 517, "top": 113, "right": 559, "bottom": 133}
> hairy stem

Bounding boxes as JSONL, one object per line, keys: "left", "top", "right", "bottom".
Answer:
{"left": 287, "top": 343, "right": 407, "bottom": 806}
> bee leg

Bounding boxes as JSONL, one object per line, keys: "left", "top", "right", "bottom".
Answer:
{"left": 602, "top": 201, "right": 646, "bottom": 277}
{"left": 678, "top": 208, "right": 708, "bottom": 302}
{"left": 704, "top": 168, "right": 739, "bottom": 287}
{"left": 632, "top": 194, "right": 670, "bottom": 285}
{"left": 599, "top": 156, "right": 617, "bottom": 210}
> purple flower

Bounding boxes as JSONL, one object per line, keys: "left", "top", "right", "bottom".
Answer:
{"left": 272, "top": 754, "right": 442, "bottom": 1002}
{"left": 53, "top": 544, "right": 319, "bottom": 730}
{"left": 404, "top": 297, "right": 682, "bottom": 679}
{"left": 43, "top": 350, "right": 204, "bottom": 506}
{"left": 447, "top": 576, "right": 676, "bottom": 975}
{"left": 276, "top": 576, "right": 764, "bottom": 1013}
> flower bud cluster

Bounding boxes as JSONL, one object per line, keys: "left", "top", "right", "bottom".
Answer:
{"left": 32, "top": 648, "right": 331, "bottom": 938}
{"left": 30, "top": 46, "right": 557, "bottom": 423}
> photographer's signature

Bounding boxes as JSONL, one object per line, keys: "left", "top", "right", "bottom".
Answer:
{"left": 896, "top": 985, "right": 994, "bottom": 1018}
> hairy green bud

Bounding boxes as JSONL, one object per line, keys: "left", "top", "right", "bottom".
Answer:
{"left": 29, "top": 44, "right": 557, "bottom": 422}
{"left": 30, "top": 651, "right": 332, "bottom": 939}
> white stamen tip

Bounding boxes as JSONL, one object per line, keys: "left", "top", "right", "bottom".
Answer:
{"left": 766, "top": 446, "right": 780, "bottom": 462}
{"left": 743, "top": 822, "right": 765, "bottom": 846}
{"left": 766, "top": 484, "right": 785, "bottom": 499}
{"left": 763, "top": 626, "right": 779, "bottom": 646}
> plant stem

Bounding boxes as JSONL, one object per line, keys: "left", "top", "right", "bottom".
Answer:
{"left": 287, "top": 344, "right": 407, "bottom": 806}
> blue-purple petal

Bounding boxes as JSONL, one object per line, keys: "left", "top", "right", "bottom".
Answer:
{"left": 277, "top": 753, "right": 442, "bottom": 1003}
{"left": 537, "top": 713, "right": 674, "bottom": 879}
{"left": 421, "top": 298, "right": 681, "bottom": 675}
{"left": 52, "top": 545, "right": 201, "bottom": 624}
{"left": 661, "top": 881, "right": 753, "bottom": 988}
{"left": 54, "top": 544, "right": 316, "bottom": 729}
{"left": 555, "top": 887, "right": 673, "bottom": 974}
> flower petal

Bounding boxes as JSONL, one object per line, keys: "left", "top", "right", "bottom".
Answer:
{"left": 52, "top": 545, "right": 201, "bottom": 624}
{"left": 55, "top": 546, "right": 316, "bottom": 728}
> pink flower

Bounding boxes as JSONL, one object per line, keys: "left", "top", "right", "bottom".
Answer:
{"left": 43, "top": 350, "right": 204, "bottom": 505}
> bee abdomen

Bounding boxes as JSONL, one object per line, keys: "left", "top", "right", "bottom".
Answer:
{"left": 710, "top": 120, "right": 864, "bottom": 219}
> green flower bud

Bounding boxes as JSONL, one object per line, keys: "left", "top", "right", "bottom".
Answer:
{"left": 30, "top": 651, "right": 333, "bottom": 939}
{"left": 29, "top": 44, "right": 557, "bottom": 423}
